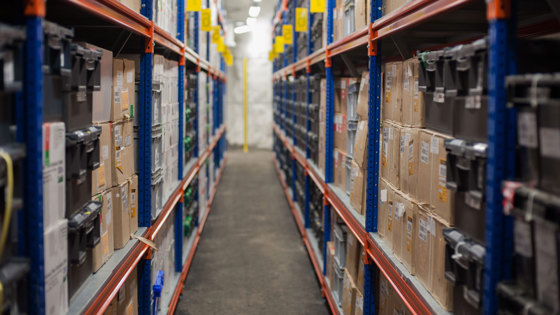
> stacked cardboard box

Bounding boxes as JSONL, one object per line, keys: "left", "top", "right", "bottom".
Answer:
{"left": 350, "top": 71, "right": 370, "bottom": 215}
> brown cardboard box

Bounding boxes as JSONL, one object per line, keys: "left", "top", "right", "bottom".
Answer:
{"left": 355, "top": 289, "right": 364, "bottom": 315}
{"left": 117, "top": 266, "right": 138, "bottom": 315}
{"left": 112, "top": 119, "right": 134, "bottom": 186}
{"left": 355, "top": 0, "right": 368, "bottom": 31}
{"left": 392, "top": 192, "right": 417, "bottom": 274}
{"left": 118, "top": 0, "right": 141, "bottom": 13}
{"left": 92, "top": 123, "right": 113, "bottom": 195}
{"left": 392, "top": 288, "right": 412, "bottom": 315}
{"left": 356, "top": 72, "right": 369, "bottom": 120}
{"left": 113, "top": 181, "right": 130, "bottom": 249}
{"left": 356, "top": 249, "right": 365, "bottom": 293}
{"left": 383, "top": 62, "right": 403, "bottom": 124}
{"left": 392, "top": 190, "right": 405, "bottom": 264}
{"left": 381, "top": 120, "right": 400, "bottom": 189}
{"left": 342, "top": 268, "right": 357, "bottom": 315}
{"left": 111, "top": 59, "right": 135, "bottom": 121}
{"left": 327, "top": 241, "right": 335, "bottom": 288}
{"left": 334, "top": 149, "right": 348, "bottom": 191}
{"left": 384, "top": 0, "right": 409, "bottom": 15}
{"left": 90, "top": 44, "right": 113, "bottom": 123}
{"left": 334, "top": 113, "right": 348, "bottom": 151}
{"left": 379, "top": 181, "right": 397, "bottom": 248}
{"left": 350, "top": 162, "right": 365, "bottom": 214}
{"left": 92, "top": 189, "right": 114, "bottom": 272}
{"left": 418, "top": 129, "right": 454, "bottom": 224}
{"left": 379, "top": 274, "right": 392, "bottom": 315}
{"left": 413, "top": 207, "right": 453, "bottom": 310}
{"left": 353, "top": 120, "right": 368, "bottom": 170}
{"left": 402, "top": 58, "right": 425, "bottom": 127}
{"left": 129, "top": 174, "right": 138, "bottom": 235}
{"left": 345, "top": 231, "right": 361, "bottom": 282}
{"left": 399, "top": 127, "right": 419, "bottom": 199}
{"left": 106, "top": 300, "right": 117, "bottom": 315}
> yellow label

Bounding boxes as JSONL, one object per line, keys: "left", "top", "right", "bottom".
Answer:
{"left": 275, "top": 36, "right": 284, "bottom": 53}
{"left": 310, "top": 0, "right": 325, "bottom": 13}
{"left": 201, "top": 8, "right": 212, "bottom": 31}
{"left": 225, "top": 50, "right": 233, "bottom": 66}
{"left": 438, "top": 158, "right": 448, "bottom": 202}
{"left": 283, "top": 25, "right": 293, "bottom": 45}
{"left": 211, "top": 26, "right": 220, "bottom": 43}
{"left": 97, "top": 164, "right": 106, "bottom": 189}
{"left": 217, "top": 37, "right": 225, "bottom": 52}
{"left": 186, "top": 0, "right": 201, "bottom": 11}
{"left": 295, "top": 8, "right": 308, "bottom": 32}
{"left": 269, "top": 50, "right": 275, "bottom": 61}
{"left": 121, "top": 89, "right": 129, "bottom": 111}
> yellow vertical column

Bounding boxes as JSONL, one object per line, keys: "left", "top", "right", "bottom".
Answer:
{"left": 243, "top": 57, "right": 248, "bottom": 153}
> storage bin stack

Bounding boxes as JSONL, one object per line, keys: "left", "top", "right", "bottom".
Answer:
{"left": 0, "top": 22, "right": 29, "bottom": 314}
{"left": 310, "top": 11, "right": 325, "bottom": 53}
{"left": 295, "top": 161, "right": 305, "bottom": 211}
{"left": 183, "top": 175, "right": 199, "bottom": 239}
{"left": 151, "top": 209, "right": 176, "bottom": 308}
{"left": 284, "top": 79, "right": 295, "bottom": 141}
{"left": 273, "top": 81, "right": 282, "bottom": 127}
{"left": 184, "top": 73, "right": 197, "bottom": 166}
{"left": 296, "top": 0, "right": 308, "bottom": 60}
{"left": 308, "top": 74, "right": 321, "bottom": 165}
{"left": 285, "top": 0, "right": 295, "bottom": 62}
{"left": 496, "top": 73, "right": 560, "bottom": 314}
{"left": 153, "top": 0, "right": 177, "bottom": 38}
{"left": 294, "top": 75, "right": 307, "bottom": 152}
{"left": 333, "top": 0, "right": 369, "bottom": 42}
{"left": 309, "top": 181, "right": 324, "bottom": 251}
{"left": 326, "top": 218, "right": 366, "bottom": 315}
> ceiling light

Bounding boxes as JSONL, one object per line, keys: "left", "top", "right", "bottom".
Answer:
{"left": 253, "top": 0, "right": 262, "bottom": 2}
{"left": 246, "top": 17, "right": 257, "bottom": 26}
{"left": 234, "top": 25, "right": 252, "bottom": 34}
{"left": 249, "top": 6, "right": 261, "bottom": 17}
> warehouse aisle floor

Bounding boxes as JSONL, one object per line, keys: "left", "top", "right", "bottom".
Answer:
{"left": 177, "top": 150, "right": 329, "bottom": 315}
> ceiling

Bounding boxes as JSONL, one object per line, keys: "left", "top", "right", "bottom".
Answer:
{"left": 221, "top": 0, "right": 276, "bottom": 26}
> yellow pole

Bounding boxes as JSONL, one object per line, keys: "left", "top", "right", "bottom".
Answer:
{"left": 243, "top": 57, "right": 248, "bottom": 153}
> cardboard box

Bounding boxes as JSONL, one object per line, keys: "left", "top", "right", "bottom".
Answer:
{"left": 111, "top": 59, "right": 135, "bottom": 121}
{"left": 112, "top": 119, "right": 135, "bottom": 186}
{"left": 113, "top": 181, "right": 130, "bottom": 249}
{"left": 402, "top": 58, "right": 425, "bottom": 127}
{"left": 392, "top": 288, "right": 412, "bottom": 315}
{"left": 399, "top": 127, "right": 419, "bottom": 199}
{"left": 90, "top": 45, "right": 113, "bottom": 123}
{"left": 342, "top": 268, "right": 357, "bottom": 315}
{"left": 356, "top": 72, "right": 369, "bottom": 120}
{"left": 118, "top": 0, "right": 141, "bottom": 13}
{"left": 355, "top": 289, "right": 364, "bottom": 315}
{"left": 355, "top": 0, "right": 368, "bottom": 32}
{"left": 418, "top": 129, "right": 454, "bottom": 224}
{"left": 129, "top": 174, "right": 138, "bottom": 235}
{"left": 334, "top": 149, "right": 348, "bottom": 191}
{"left": 117, "top": 266, "right": 138, "bottom": 315}
{"left": 384, "top": 0, "right": 409, "bottom": 15}
{"left": 353, "top": 120, "right": 368, "bottom": 170}
{"left": 92, "top": 189, "right": 114, "bottom": 272}
{"left": 379, "top": 180, "right": 397, "bottom": 249}
{"left": 379, "top": 273, "right": 392, "bottom": 315}
{"left": 350, "top": 161, "right": 365, "bottom": 214}
{"left": 356, "top": 249, "right": 365, "bottom": 293}
{"left": 392, "top": 191, "right": 417, "bottom": 274}
{"left": 92, "top": 123, "right": 113, "bottom": 195}
{"left": 413, "top": 207, "right": 453, "bottom": 310}
{"left": 327, "top": 241, "right": 335, "bottom": 288}
{"left": 381, "top": 120, "right": 400, "bottom": 189}
{"left": 345, "top": 230, "right": 361, "bottom": 281}
{"left": 334, "top": 112, "right": 348, "bottom": 151}
{"left": 44, "top": 219, "right": 68, "bottom": 315}
{"left": 383, "top": 62, "right": 403, "bottom": 124}
{"left": 43, "top": 122, "right": 65, "bottom": 230}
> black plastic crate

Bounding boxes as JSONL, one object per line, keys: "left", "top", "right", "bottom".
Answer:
{"left": 0, "top": 23, "right": 25, "bottom": 93}
{"left": 453, "top": 96, "right": 488, "bottom": 142}
{"left": 424, "top": 92, "right": 454, "bottom": 135}
{"left": 0, "top": 257, "right": 30, "bottom": 314}
{"left": 43, "top": 74, "right": 65, "bottom": 123}
{"left": 507, "top": 73, "right": 560, "bottom": 195}
{"left": 497, "top": 282, "right": 550, "bottom": 315}
{"left": 65, "top": 125, "right": 101, "bottom": 181}
{"left": 443, "top": 228, "right": 485, "bottom": 311}
{"left": 84, "top": 47, "right": 102, "bottom": 91}
{"left": 418, "top": 50, "right": 443, "bottom": 92}
{"left": 68, "top": 201, "right": 101, "bottom": 300}
{"left": 42, "top": 21, "right": 73, "bottom": 77}
{"left": 311, "top": 13, "right": 324, "bottom": 52}
{"left": 64, "top": 43, "right": 88, "bottom": 92}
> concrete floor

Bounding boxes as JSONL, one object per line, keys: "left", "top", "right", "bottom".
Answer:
{"left": 177, "top": 150, "right": 329, "bottom": 315}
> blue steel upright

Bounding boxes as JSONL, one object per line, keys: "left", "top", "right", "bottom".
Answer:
{"left": 175, "top": 0, "right": 185, "bottom": 273}
{"left": 483, "top": 0, "right": 515, "bottom": 313}
{"left": 304, "top": 0, "right": 313, "bottom": 229}
{"left": 322, "top": 0, "right": 335, "bottom": 276}
{"left": 24, "top": 12, "right": 45, "bottom": 314}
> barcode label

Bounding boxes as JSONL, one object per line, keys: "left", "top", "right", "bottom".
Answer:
{"left": 418, "top": 218, "right": 427, "bottom": 242}
{"left": 420, "top": 141, "right": 429, "bottom": 164}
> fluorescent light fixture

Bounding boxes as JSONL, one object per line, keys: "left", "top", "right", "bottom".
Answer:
{"left": 246, "top": 17, "right": 257, "bottom": 26}
{"left": 249, "top": 6, "right": 261, "bottom": 17}
{"left": 253, "top": 0, "right": 262, "bottom": 2}
{"left": 234, "top": 25, "right": 252, "bottom": 34}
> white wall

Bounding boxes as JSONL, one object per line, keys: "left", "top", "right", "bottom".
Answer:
{"left": 225, "top": 20, "right": 273, "bottom": 149}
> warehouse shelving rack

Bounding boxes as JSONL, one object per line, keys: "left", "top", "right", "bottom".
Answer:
{"left": 16, "top": 0, "right": 227, "bottom": 313}
{"left": 271, "top": 0, "right": 560, "bottom": 314}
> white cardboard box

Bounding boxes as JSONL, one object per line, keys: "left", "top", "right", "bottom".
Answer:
{"left": 42, "top": 122, "right": 66, "bottom": 230}
{"left": 44, "top": 219, "right": 68, "bottom": 315}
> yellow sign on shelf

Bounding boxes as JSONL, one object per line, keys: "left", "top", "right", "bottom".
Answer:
{"left": 269, "top": 50, "right": 275, "bottom": 61}
{"left": 225, "top": 49, "right": 233, "bottom": 66}
{"left": 310, "top": 0, "right": 325, "bottom": 13}
{"left": 201, "top": 8, "right": 212, "bottom": 31}
{"left": 211, "top": 26, "right": 220, "bottom": 43}
{"left": 217, "top": 37, "right": 225, "bottom": 52}
{"left": 283, "top": 25, "right": 293, "bottom": 45}
{"left": 186, "top": 0, "right": 201, "bottom": 12}
{"left": 275, "top": 36, "right": 284, "bottom": 53}
{"left": 295, "top": 8, "right": 308, "bottom": 32}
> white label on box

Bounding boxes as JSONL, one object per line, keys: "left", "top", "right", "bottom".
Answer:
{"left": 400, "top": 135, "right": 405, "bottom": 153}
{"left": 102, "top": 145, "right": 109, "bottom": 161}
{"left": 396, "top": 202, "right": 405, "bottom": 218}
{"left": 418, "top": 218, "right": 428, "bottom": 242}
{"left": 420, "top": 141, "right": 429, "bottom": 164}
{"left": 116, "top": 70, "right": 123, "bottom": 87}
{"left": 125, "top": 135, "right": 131, "bottom": 147}
{"left": 540, "top": 127, "right": 560, "bottom": 159}
{"left": 3, "top": 51, "right": 14, "bottom": 85}
{"left": 518, "top": 112, "right": 538, "bottom": 148}
{"left": 106, "top": 193, "right": 113, "bottom": 226}
{"left": 514, "top": 220, "right": 532, "bottom": 258}
{"left": 405, "top": 133, "right": 411, "bottom": 146}
{"left": 439, "top": 163, "right": 446, "bottom": 178}
{"left": 430, "top": 137, "right": 439, "bottom": 154}
{"left": 385, "top": 70, "right": 392, "bottom": 92}
{"left": 380, "top": 189, "right": 387, "bottom": 202}
{"left": 114, "top": 88, "right": 121, "bottom": 105}
{"left": 428, "top": 217, "right": 436, "bottom": 235}
{"left": 127, "top": 70, "right": 133, "bottom": 83}
{"left": 414, "top": 80, "right": 419, "bottom": 97}
{"left": 389, "top": 127, "right": 393, "bottom": 140}
{"left": 359, "top": 121, "right": 366, "bottom": 131}
{"left": 433, "top": 92, "right": 445, "bottom": 103}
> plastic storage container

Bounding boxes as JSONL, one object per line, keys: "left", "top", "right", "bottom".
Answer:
{"left": 152, "top": 126, "right": 163, "bottom": 173}
{"left": 333, "top": 223, "right": 348, "bottom": 267}
{"left": 63, "top": 90, "right": 93, "bottom": 132}
{"left": 151, "top": 171, "right": 164, "bottom": 220}
{"left": 424, "top": 92, "right": 454, "bottom": 135}
{"left": 333, "top": 259, "right": 344, "bottom": 306}
{"left": 497, "top": 282, "right": 550, "bottom": 315}
{"left": 42, "top": 21, "right": 73, "bottom": 77}
{"left": 68, "top": 201, "right": 101, "bottom": 299}
{"left": 65, "top": 125, "right": 102, "bottom": 180}
{"left": 344, "top": 0, "right": 355, "bottom": 37}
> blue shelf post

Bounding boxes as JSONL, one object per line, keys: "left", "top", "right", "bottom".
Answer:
{"left": 23, "top": 1, "right": 45, "bottom": 312}
{"left": 322, "top": 0, "right": 334, "bottom": 276}
{"left": 363, "top": 1, "right": 383, "bottom": 313}
{"left": 138, "top": 0, "right": 154, "bottom": 313}
{"left": 175, "top": 0, "right": 186, "bottom": 273}
{"left": 303, "top": 0, "right": 312, "bottom": 229}
{"left": 193, "top": 9, "right": 201, "bottom": 227}
{"left": 483, "top": 0, "right": 516, "bottom": 313}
